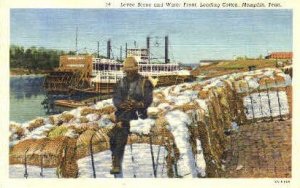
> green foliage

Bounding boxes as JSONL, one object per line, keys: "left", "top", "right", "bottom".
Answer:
{"left": 10, "top": 45, "right": 69, "bottom": 71}
{"left": 48, "top": 126, "right": 68, "bottom": 139}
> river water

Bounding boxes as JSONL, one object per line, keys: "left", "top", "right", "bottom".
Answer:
{"left": 10, "top": 75, "right": 109, "bottom": 123}
{"left": 10, "top": 75, "right": 50, "bottom": 123}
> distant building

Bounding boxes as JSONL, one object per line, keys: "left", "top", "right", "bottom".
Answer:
{"left": 265, "top": 52, "right": 293, "bottom": 59}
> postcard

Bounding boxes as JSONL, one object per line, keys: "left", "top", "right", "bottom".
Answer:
{"left": 0, "top": 0, "right": 299, "bottom": 188}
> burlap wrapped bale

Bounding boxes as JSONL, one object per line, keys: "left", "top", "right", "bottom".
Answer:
{"left": 191, "top": 83, "right": 203, "bottom": 91}
{"left": 10, "top": 123, "right": 25, "bottom": 140}
{"left": 258, "top": 77, "right": 275, "bottom": 88}
{"left": 286, "top": 86, "right": 292, "bottom": 117}
{"left": 75, "top": 128, "right": 109, "bottom": 159}
{"left": 234, "top": 80, "right": 248, "bottom": 93}
{"left": 80, "top": 107, "right": 97, "bottom": 116}
{"left": 153, "top": 92, "right": 170, "bottom": 106}
{"left": 197, "top": 117, "right": 225, "bottom": 177}
{"left": 96, "top": 106, "right": 116, "bottom": 115}
{"left": 79, "top": 116, "right": 89, "bottom": 123}
{"left": 173, "top": 102, "right": 199, "bottom": 112}
{"left": 154, "top": 92, "right": 165, "bottom": 100}
{"left": 48, "top": 126, "right": 69, "bottom": 139}
{"left": 39, "top": 136, "right": 72, "bottom": 167}
{"left": 108, "top": 112, "right": 116, "bottom": 123}
{"left": 48, "top": 115, "right": 57, "bottom": 125}
{"left": 10, "top": 139, "right": 44, "bottom": 165}
{"left": 215, "top": 87, "right": 233, "bottom": 130}
{"left": 9, "top": 136, "right": 74, "bottom": 169}
{"left": 76, "top": 122, "right": 99, "bottom": 133}
{"left": 27, "top": 118, "right": 45, "bottom": 132}
{"left": 56, "top": 138, "right": 78, "bottom": 178}
{"left": 59, "top": 113, "right": 75, "bottom": 123}
{"left": 206, "top": 100, "right": 227, "bottom": 161}
{"left": 274, "top": 74, "right": 286, "bottom": 85}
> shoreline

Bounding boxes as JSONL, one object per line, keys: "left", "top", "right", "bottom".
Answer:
{"left": 10, "top": 68, "right": 53, "bottom": 76}
{"left": 10, "top": 74, "right": 46, "bottom": 78}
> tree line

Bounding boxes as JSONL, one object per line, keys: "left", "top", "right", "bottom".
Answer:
{"left": 10, "top": 45, "right": 77, "bottom": 71}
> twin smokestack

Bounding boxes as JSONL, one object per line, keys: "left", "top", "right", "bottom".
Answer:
{"left": 106, "top": 36, "right": 169, "bottom": 63}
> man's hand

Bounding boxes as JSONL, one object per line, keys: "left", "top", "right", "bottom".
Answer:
{"left": 128, "top": 99, "right": 144, "bottom": 108}
{"left": 119, "top": 101, "right": 133, "bottom": 110}
{"left": 119, "top": 99, "right": 144, "bottom": 110}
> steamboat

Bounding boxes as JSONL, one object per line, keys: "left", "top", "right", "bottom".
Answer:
{"left": 43, "top": 36, "right": 193, "bottom": 107}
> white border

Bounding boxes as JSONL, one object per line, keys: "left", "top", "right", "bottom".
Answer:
{"left": 1, "top": 0, "right": 299, "bottom": 188}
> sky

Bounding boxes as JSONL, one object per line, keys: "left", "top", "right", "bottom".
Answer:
{"left": 11, "top": 9, "right": 292, "bottom": 64}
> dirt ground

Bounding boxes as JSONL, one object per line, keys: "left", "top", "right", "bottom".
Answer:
{"left": 224, "top": 119, "right": 291, "bottom": 178}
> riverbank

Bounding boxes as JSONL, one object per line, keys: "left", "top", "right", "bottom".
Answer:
{"left": 10, "top": 68, "right": 53, "bottom": 76}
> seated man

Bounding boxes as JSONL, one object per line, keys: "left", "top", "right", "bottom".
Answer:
{"left": 109, "top": 57, "right": 153, "bottom": 174}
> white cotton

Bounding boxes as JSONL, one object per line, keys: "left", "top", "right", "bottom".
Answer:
{"left": 86, "top": 113, "right": 100, "bottom": 122}
{"left": 69, "top": 108, "right": 83, "bottom": 118}
{"left": 165, "top": 110, "right": 197, "bottom": 177}
{"left": 157, "top": 103, "right": 173, "bottom": 111}
{"left": 64, "top": 129, "right": 79, "bottom": 138}
{"left": 263, "top": 69, "right": 274, "bottom": 78}
{"left": 195, "top": 99, "right": 208, "bottom": 112}
{"left": 10, "top": 133, "right": 18, "bottom": 141}
{"left": 94, "top": 99, "right": 113, "bottom": 109}
{"left": 9, "top": 165, "right": 57, "bottom": 178}
{"left": 21, "top": 122, "right": 30, "bottom": 129}
{"left": 9, "top": 140, "right": 20, "bottom": 148}
{"left": 244, "top": 76, "right": 260, "bottom": 89}
{"left": 10, "top": 121, "right": 22, "bottom": 128}
{"left": 182, "top": 90, "right": 199, "bottom": 100}
{"left": 76, "top": 144, "right": 168, "bottom": 178}
{"left": 195, "top": 139, "right": 206, "bottom": 177}
{"left": 231, "top": 122, "right": 239, "bottom": 131}
{"left": 130, "top": 118, "right": 155, "bottom": 135}
{"left": 24, "top": 124, "right": 54, "bottom": 140}
{"left": 171, "top": 85, "right": 182, "bottom": 94}
{"left": 147, "top": 107, "right": 160, "bottom": 114}
{"left": 162, "top": 87, "right": 172, "bottom": 98}
{"left": 243, "top": 91, "right": 289, "bottom": 119}
{"left": 98, "top": 115, "right": 114, "bottom": 128}
{"left": 276, "top": 73, "right": 292, "bottom": 86}
{"left": 203, "top": 79, "right": 224, "bottom": 90}
{"left": 166, "top": 95, "right": 192, "bottom": 106}
{"left": 43, "top": 117, "right": 52, "bottom": 125}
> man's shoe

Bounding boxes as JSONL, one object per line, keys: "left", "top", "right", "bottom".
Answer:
{"left": 110, "top": 166, "right": 121, "bottom": 174}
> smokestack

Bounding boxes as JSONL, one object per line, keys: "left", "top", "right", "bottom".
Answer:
{"left": 120, "top": 46, "right": 122, "bottom": 61}
{"left": 147, "top": 36, "right": 150, "bottom": 64}
{"left": 165, "top": 35, "right": 169, "bottom": 64}
{"left": 125, "top": 43, "right": 127, "bottom": 58}
{"left": 107, "top": 39, "right": 111, "bottom": 59}
{"left": 97, "top": 41, "right": 100, "bottom": 58}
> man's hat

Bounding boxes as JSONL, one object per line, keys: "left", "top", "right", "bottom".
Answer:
{"left": 123, "top": 57, "right": 138, "bottom": 71}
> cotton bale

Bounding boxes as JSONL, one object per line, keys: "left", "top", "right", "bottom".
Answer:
{"left": 258, "top": 77, "right": 275, "bottom": 88}
{"left": 97, "top": 105, "right": 116, "bottom": 115}
{"left": 198, "top": 90, "right": 209, "bottom": 99}
{"left": 27, "top": 118, "right": 45, "bottom": 132}
{"left": 59, "top": 113, "right": 75, "bottom": 123}
{"left": 48, "top": 126, "right": 69, "bottom": 139}
{"left": 80, "top": 107, "right": 97, "bottom": 116}
{"left": 10, "top": 123, "right": 25, "bottom": 140}
{"left": 147, "top": 107, "right": 163, "bottom": 118}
